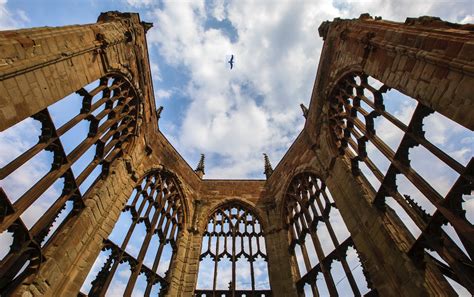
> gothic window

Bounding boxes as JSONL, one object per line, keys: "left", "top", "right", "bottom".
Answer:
{"left": 328, "top": 72, "right": 474, "bottom": 294}
{"left": 195, "top": 204, "right": 271, "bottom": 296}
{"left": 0, "top": 74, "right": 140, "bottom": 294}
{"left": 285, "top": 173, "right": 374, "bottom": 296}
{"left": 80, "top": 170, "right": 184, "bottom": 296}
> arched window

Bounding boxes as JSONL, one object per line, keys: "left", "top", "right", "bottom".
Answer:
{"left": 328, "top": 72, "right": 473, "bottom": 294}
{"left": 195, "top": 203, "right": 271, "bottom": 296}
{"left": 285, "top": 172, "right": 374, "bottom": 296}
{"left": 80, "top": 170, "right": 184, "bottom": 296}
{"left": 0, "top": 74, "right": 140, "bottom": 294}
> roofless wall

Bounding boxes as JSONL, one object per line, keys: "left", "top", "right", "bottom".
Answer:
{"left": 0, "top": 11, "right": 472, "bottom": 297}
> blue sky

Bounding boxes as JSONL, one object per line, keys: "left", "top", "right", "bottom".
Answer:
{"left": 0, "top": 0, "right": 473, "bottom": 295}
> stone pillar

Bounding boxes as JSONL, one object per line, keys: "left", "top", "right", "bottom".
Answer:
{"left": 166, "top": 199, "right": 204, "bottom": 296}
{"left": 264, "top": 204, "right": 299, "bottom": 297}
{"left": 265, "top": 230, "right": 299, "bottom": 297}
{"left": 166, "top": 229, "right": 203, "bottom": 296}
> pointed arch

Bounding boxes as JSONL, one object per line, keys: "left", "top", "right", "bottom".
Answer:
{"left": 195, "top": 201, "right": 271, "bottom": 296}
{"left": 283, "top": 172, "right": 375, "bottom": 296}
{"left": 327, "top": 71, "right": 474, "bottom": 293}
{"left": 81, "top": 169, "right": 186, "bottom": 296}
{"left": 0, "top": 72, "right": 142, "bottom": 295}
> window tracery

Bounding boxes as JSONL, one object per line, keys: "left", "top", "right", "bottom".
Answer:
{"left": 285, "top": 172, "right": 374, "bottom": 296}
{"left": 81, "top": 169, "right": 184, "bottom": 296}
{"left": 195, "top": 203, "right": 271, "bottom": 296}
{"left": 328, "top": 72, "right": 474, "bottom": 294}
{"left": 0, "top": 74, "right": 140, "bottom": 294}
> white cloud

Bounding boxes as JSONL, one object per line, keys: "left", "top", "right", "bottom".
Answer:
{"left": 0, "top": 0, "right": 28, "bottom": 30}
{"left": 118, "top": 268, "right": 131, "bottom": 278}
{"left": 206, "top": 155, "right": 264, "bottom": 178}
{"left": 147, "top": 1, "right": 319, "bottom": 177}
{"left": 157, "top": 259, "right": 170, "bottom": 275}
{"left": 460, "top": 15, "right": 474, "bottom": 24}
{"left": 0, "top": 0, "right": 15, "bottom": 29}
{"left": 464, "top": 195, "right": 474, "bottom": 224}
{"left": 0, "top": 119, "right": 60, "bottom": 219}
{"left": 126, "top": 0, "right": 153, "bottom": 8}
{"left": 145, "top": 0, "right": 472, "bottom": 178}
{"left": 210, "top": 0, "right": 226, "bottom": 21}
{"left": 16, "top": 9, "right": 29, "bottom": 23}
{"left": 106, "top": 279, "right": 127, "bottom": 297}
{"left": 150, "top": 61, "right": 162, "bottom": 81}
{"left": 0, "top": 232, "right": 13, "bottom": 260}
{"left": 155, "top": 89, "right": 172, "bottom": 100}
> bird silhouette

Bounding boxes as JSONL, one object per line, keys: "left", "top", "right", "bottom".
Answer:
{"left": 228, "top": 54, "right": 234, "bottom": 69}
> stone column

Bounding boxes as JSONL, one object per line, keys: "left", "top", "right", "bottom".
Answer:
{"left": 264, "top": 204, "right": 299, "bottom": 297}
{"left": 166, "top": 200, "right": 204, "bottom": 296}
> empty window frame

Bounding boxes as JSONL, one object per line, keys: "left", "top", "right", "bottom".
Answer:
{"left": 0, "top": 73, "right": 140, "bottom": 294}
{"left": 81, "top": 170, "right": 184, "bottom": 296}
{"left": 284, "top": 172, "right": 374, "bottom": 296}
{"left": 327, "top": 72, "right": 474, "bottom": 294}
{"left": 195, "top": 203, "right": 271, "bottom": 296}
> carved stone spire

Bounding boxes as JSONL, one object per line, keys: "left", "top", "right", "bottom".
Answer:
{"left": 156, "top": 106, "right": 163, "bottom": 128}
{"left": 263, "top": 153, "right": 273, "bottom": 179}
{"left": 195, "top": 154, "right": 205, "bottom": 178}
{"left": 141, "top": 21, "right": 153, "bottom": 33}
{"left": 156, "top": 106, "right": 163, "bottom": 120}
{"left": 300, "top": 103, "right": 309, "bottom": 119}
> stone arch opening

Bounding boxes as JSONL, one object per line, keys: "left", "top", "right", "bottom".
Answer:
{"left": 195, "top": 202, "right": 271, "bottom": 296}
{"left": 0, "top": 72, "right": 141, "bottom": 295}
{"left": 80, "top": 169, "right": 185, "bottom": 296}
{"left": 327, "top": 71, "right": 474, "bottom": 294}
{"left": 283, "top": 172, "right": 374, "bottom": 296}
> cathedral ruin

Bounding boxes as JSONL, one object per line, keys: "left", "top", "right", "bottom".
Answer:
{"left": 0, "top": 11, "right": 473, "bottom": 297}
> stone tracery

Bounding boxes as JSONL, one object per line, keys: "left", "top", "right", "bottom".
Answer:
{"left": 0, "top": 74, "right": 140, "bottom": 295}
{"left": 284, "top": 172, "right": 374, "bottom": 296}
{"left": 84, "top": 169, "right": 184, "bottom": 296}
{"left": 195, "top": 203, "right": 271, "bottom": 296}
{"left": 328, "top": 72, "right": 474, "bottom": 293}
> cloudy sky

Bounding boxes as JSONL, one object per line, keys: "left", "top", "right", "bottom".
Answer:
{"left": 1, "top": 0, "right": 472, "bottom": 179}
{"left": 0, "top": 0, "right": 473, "bottom": 295}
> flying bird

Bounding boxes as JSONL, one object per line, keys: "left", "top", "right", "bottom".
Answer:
{"left": 228, "top": 54, "right": 234, "bottom": 69}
